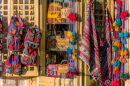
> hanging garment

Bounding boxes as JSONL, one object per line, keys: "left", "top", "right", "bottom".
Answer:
{"left": 21, "top": 27, "right": 41, "bottom": 66}
{"left": 80, "top": 1, "right": 101, "bottom": 81}
{"left": 5, "top": 54, "right": 21, "bottom": 75}
{"left": 100, "top": 9, "right": 112, "bottom": 86}
{"left": 7, "top": 16, "right": 24, "bottom": 51}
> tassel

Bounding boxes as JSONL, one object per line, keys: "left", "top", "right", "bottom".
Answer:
{"left": 113, "top": 60, "right": 118, "bottom": 66}
{"left": 114, "top": 46, "right": 117, "bottom": 51}
{"left": 124, "top": 73, "right": 129, "bottom": 80}
{"left": 72, "top": 48, "right": 76, "bottom": 53}
{"left": 124, "top": 50, "right": 127, "bottom": 56}
{"left": 72, "top": 13, "right": 77, "bottom": 21}
{"left": 114, "top": 66, "right": 118, "bottom": 71}
{"left": 116, "top": 0, "right": 122, "bottom": 6}
{"left": 115, "top": 20, "right": 119, "bottom": 27}
{"left": 120, "top": 72, "right": 124, "bottom": 78}
{"left": 117, "top": 79, "right": 120, "bottom": 86}
{"left": 72, "top": 54, "right": 76, "bottom": 60}
{"left": 114, "top": 40, "right": 118, "bottom": 46}
{"left": 120, "top": 30, "right": 123, "bottom": 37}
{"left": 119, "top": 56, "right": 122, "bottom": 62}
{"left": 124, "top": 10, "right": 128, "bottom": 17}
{"left": 118, "top": 19, "right": 122, "bottom": 27}
{"left": 67, "top": 47, "right": 72, "bottom": 54}
{"left": 117, "top": 61, "right": 120, "bottom": 66}
{"left": 72, "top": 36, "right": 76, "bottom": 45}
{"left": 125, "top": 55, "right": 128, "bottom": 59}
{"left": 120, "top": 50, "right": 124, "bottom": 55}
{"left": 68, "top": 12, "right": 72, "bottom": 21}
{"left": 67, "top": 31, "right": 72, "bottom": 37}
{"left": 70, "top": 37, "right": 73, "bottom": 42}
{"left": 115, "top": 27, "right": 118, "bottom": 31}
{"left": 111, "top": 80, "right": 114, "bottom": 86}
{"left": 72, "top": 30, "right": 75, "bottom": 36}
{"left": 117, "top": 40, "right": 121, "bottom": 47}
{"left": 120, "top": 11, "right": 124, "bottom": 18}
{"left": 124, "top": 31, "right": 128, "bottom": 38}
{"left": 112, "top": 58, "right": 115, "bottom": 63}
{"left": 113, "top": 21, "right": 116, "bottom": 26}
{"left": 113, "top": 79, "right": 117, "bottom": 86}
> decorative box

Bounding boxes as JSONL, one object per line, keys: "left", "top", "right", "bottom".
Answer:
{"left": 47, "top": 64, "right": 58, "bottom": 77}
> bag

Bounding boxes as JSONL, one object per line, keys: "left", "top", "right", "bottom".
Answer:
{"left": 61, "top": 8, "right": 71, "bottom": 22}
{"left": 57, "top": 60, "right": 68, "bottom": 77}
{"left": 47, "top": 2, "right": 62, "bottom": 23}
{"left": 7, "top": 35, "right": 23, "bottom": 51}
{"left": 47, "top": 36, "right": 61, "bottom": 50}
{"left": 57, "top": 38, "right": 66, "bottom": 50}
{"left": 8, "top": 16, "right": 24, "bottom": 36}
{"left": 5, "top": 54, "right": 21, "bottom": 75}
{"left": 7, "top": 16, "right": 24, "bottom": 51}
{"left": 21, "top": 48, "right": 36, "bottom": 66}
{"left": 47, "top": 64, "right": 58, "bottom": 77}
{"left": 24, "top": 28, "right": 41, "bottom": 49}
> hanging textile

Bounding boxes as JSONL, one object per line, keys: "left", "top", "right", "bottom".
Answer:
{"left": 100, "top": 9, "right": 112, "bottom": 86}
{"left": 80, "top": 1, "right": 101, "bottom": 81}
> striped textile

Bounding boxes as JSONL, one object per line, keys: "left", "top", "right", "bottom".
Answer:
{"left": 80, "top": 1, "right": 101, "bottom": 81}
{"left": 100, "top": 9, "right": 112, "bottom": 86}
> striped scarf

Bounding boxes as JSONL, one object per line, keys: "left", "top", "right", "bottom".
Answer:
{"left": 80, "top": 1, "right": 101, "bottom": 81}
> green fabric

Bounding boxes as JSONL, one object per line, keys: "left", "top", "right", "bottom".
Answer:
{"left": 120, "top": 73, "right": 124, "bottom": 78}
{"left": 124, "top": 73, "right": 128, "bottom": 80}
{"left": 72, "top": 36, "right": 76, "bottom": 45}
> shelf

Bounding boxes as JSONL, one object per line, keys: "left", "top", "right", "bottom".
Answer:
{"left": 46, "top": 22, "right": 73, "bottom": 25}
{"left": 46, "top": 50, "right": 67, "bottom": 51}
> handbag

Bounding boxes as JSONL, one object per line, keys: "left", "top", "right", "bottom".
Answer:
{"left": 47, "top": 36, "right": 61, "bottom": 50}
{"left": 57, "top": 60, "right": 68, "bottom": 77}
{"left": 46, "top": 64, "right": 58, "bottom": 77}
{"left": 57, "top": 38, "right": 66, "bottom": 50}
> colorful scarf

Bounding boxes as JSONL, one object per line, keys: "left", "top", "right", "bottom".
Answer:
{"left": 80, "top": 1, "right": 101, "bottom": 81}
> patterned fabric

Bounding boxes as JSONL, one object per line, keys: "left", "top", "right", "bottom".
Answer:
{"left": 100, "top": 9, "right": 112, "bottom": 86}
{"left": 80, "top": 1, "right": 101, "bottom": 81}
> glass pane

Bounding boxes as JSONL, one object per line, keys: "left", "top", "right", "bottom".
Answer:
{"left": 19, "top": 11, "right": 23, "bottom": 15}
{"left": 3, "top": 17, "right": 7, "bottom": 21}
{"left": 4, "top": 0, "right": 7, "bottom": 4}
{"left": 25, "top": 11, "right": 29, "bottom": 15}
{"left": 4, "top": 6, "right": 8, "bottom": 10}
{"left": 30, "top": 0, "right": 34, "bottom": 4}
{"left": 30, "top": 5, "right": 34, "bottom": 10}
{"left": 19, "top": 5, "right": 23, "bottom": 10}
{"left": 25, "top": 5, "right": 29, "bottom": 10}
{"left": 25, "top": 0, "right": 29, "bottom": 4}
{"left": 14, "top": 0, "right": 18, "bottom": 4}
{"left": 30, "top": 11, "right": 34, "bottom": 15}
{"left": 14, "top": 5, "right": 18, "bottom": 10}
{"left": 4, "top": 11, "right": 7, "bottom": 15}
{"left": 19, "top": 0, "right": 23, "bottom": 4}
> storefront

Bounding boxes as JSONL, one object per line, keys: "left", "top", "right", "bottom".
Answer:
{"left": 0, "top": 0, "right": 129, "bottom": 86}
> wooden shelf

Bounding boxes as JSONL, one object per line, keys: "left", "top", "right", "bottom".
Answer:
{"left": 46, "top": 50, "right": 67, "bottom": 51}
{"left": 46, "top": 22, "right": 73, "bottom": 25}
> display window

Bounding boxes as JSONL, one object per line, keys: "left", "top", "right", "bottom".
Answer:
{"left": 45, "top": 0, "right": 78, "bottom": 78}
